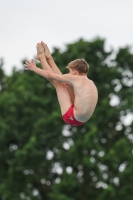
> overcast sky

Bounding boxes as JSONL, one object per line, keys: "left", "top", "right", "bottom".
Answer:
{"left": 0, "top": 0, "right": 133, "bottom": 75}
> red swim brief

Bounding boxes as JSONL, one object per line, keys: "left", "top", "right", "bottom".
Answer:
{"left": 62, "top": 105, "right": 84, "bottom": 126}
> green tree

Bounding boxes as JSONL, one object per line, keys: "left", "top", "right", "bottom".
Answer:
{"left": 0, "top": 38, "right": 133, "bottom": 200}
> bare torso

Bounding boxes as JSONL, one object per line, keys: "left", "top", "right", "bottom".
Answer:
{"left": 72, "top": 76, "right": 98, "bottom": 122}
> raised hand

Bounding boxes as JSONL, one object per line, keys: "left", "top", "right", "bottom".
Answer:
{"left": 24, "top": 59, "right": 37, "bottom": 71}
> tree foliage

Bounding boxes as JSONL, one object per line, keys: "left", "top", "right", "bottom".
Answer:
{"left": 0, "top": 38, "right": 133, "bottom": 200}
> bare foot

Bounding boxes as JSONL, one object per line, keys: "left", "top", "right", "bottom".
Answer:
{"left": 36, "top": 43, "right": 45, "bottom": 60}
{"left": 41, "top": 41, "right": 51, "bottom": 59}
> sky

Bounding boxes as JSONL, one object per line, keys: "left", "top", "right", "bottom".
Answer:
{"left": 0, "top": 0, "right": 133, "bottom": 75}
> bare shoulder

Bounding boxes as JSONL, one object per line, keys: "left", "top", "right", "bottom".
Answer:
{"left": 87, "top": 78, "right": 96, "bottom": 85}
{"left": 82, "top": 78, "right": 98, "bottom": 93}
{"left": 88, "top": 79, "right": 97, "bottom": 88}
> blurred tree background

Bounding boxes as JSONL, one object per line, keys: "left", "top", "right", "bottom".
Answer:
{"left": 0, "top": 38, "right": 133, "bottom": 200}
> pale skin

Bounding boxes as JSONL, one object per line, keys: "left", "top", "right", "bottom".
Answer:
{"left": 24, "top": 42, "right": 98, "bottom": 123}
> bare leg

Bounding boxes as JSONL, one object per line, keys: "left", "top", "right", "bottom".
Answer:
{"left": 36, "top": 43, "right": 53, "bottom": 72}
{"left": 36, "top": 43, "right": 73, "bottom": 115}
{"left": 41, "top": 41, "right": 62, "bottom": 75}
{"left": 54, "top": 84, "right": 73, "bottom": 115}
{"left": 36, "top": 43, "right": 58, "bottom": 86}
{"left": 38, "top": 42, "right": 75, "bottom": 104}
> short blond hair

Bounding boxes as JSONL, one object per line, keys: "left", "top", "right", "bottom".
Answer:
{"left": 67, "top": 59, "right": 89, "bottom": 74}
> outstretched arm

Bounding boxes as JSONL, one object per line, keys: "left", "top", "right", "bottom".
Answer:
{"left": 24, "top": 60, "right": 74, "bottom": 84}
